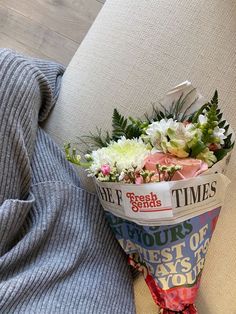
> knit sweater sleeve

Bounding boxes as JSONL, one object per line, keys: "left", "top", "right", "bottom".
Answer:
{"left": 0, "top": 49, "right": 135, "bottom": 314}
{"left": 0, "top": 48, "right": 64, "bottom": 203}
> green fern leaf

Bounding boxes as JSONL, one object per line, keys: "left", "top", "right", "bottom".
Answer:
{"left": 111, "top": 109, "right": 143, "bottom": 140}
{"left": 211, "top": 90, "right": 218, "bottom": 105}
{"left": 112, "top": 108, "right": 128, "bottom": 140}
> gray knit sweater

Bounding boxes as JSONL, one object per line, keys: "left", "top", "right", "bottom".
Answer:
{"left": 0, "top": 49, "right": 135, "bottom": 314}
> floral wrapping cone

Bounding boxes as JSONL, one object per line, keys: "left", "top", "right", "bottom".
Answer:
{"left": 95, "top": 165, "right": 230, "bottom": 313}
{"left": 105, "top": 207, "right": 221, "bottom": 313}
{"left": 65, "top": 82, "right": 234, "bottom": 313}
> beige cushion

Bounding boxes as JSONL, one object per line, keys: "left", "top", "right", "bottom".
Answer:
{"left": 44, "top": 0, "right": 236, "bottom": 313}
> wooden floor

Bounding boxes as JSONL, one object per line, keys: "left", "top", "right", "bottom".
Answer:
{"left": 0, "top": 0, "right": 104, "bottom": 65}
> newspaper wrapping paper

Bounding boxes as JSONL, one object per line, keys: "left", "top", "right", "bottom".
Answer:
{"left": 96, "top": 173, "right": 230, "bottom": 313}
{"left": 94, "top": 82, "right": 234, "bottom": 313}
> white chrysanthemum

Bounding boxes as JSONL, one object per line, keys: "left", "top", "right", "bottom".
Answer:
{"left": 89, "top": 137, "right": 150, "bottom": 175}
{"left": 145, "top": 119, "right": 198, "bottom": 158}
{"left": 213, "top": 126, "right": 227, "bottom": 144}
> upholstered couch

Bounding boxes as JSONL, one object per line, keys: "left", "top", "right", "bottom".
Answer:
{"left": 44, "top": 0, "right": 236, "bottom": 313}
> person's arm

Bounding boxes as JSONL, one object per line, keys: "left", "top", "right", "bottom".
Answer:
{"left": 0, "top": 48, "right": 64, "bottom": 204}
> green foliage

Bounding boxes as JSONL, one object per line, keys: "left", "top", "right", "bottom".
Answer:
{"left": 80, "top": 128, "right": 112, "bottom": 150}
{"left": 76, "top": 109, "right": 146, "bottom": 151}
{"left": 211, "top": 89, "right": 218, "bottom": 105}
{"left": 111, "top": 109, "right": 143, "bottom": 140}
{"left": 224, "top": 133, "right": 234, "bottom": 150}
{"left": 147, "top": 88, "right": 198, "bottom": 122}
{"left": 74, "top": 90, "right": 234, "bottom": 163}
{"left": 190, "top": 141, "right": 206, "bottom": 157}
{"left": 64, "top": 143, "right": 92, "bottom": 168}
{"left": 190, "top": 90, "right": 234, "bottom": 160}
{"left": 214, "top": 148, "right": 231, "bottom": 161}
{"left": 145, "top": 104, "right": 167, "bottom": 123}
{"left": 191, "top": 90, "right": 218, "bottom": 124}
{"left": 64, "top": 143, "right": 81, "bottom": 165}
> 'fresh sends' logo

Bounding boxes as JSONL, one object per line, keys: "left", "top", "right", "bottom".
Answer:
{"left": 126, "top": 192, "right": 166, "bottom": 212}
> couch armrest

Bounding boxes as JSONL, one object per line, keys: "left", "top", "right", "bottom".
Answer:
{"left": 44, "top": 1, "right": 236, "bottom": 313}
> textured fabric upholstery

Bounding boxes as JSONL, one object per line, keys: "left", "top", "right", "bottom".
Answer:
{"left": 44, "top": 0, "right": 236, "bottom": 313}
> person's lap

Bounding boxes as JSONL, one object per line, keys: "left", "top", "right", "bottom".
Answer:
{"left": 0, "top": 49, "right": 135, "bottom": 313}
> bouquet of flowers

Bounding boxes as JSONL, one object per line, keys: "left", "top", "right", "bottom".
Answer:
{"left": 65, "top": 82, "right": 234, "bottom": 313}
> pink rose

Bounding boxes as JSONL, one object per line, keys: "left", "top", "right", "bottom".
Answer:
{"left": 101, "top": 164, "right": 111, "bottom": 176}
{"left": 144, "top": 153, "right": 208, "bottom": 181}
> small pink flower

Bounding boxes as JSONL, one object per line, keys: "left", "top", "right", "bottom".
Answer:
{"left": 135, "top": 176, "right": 144, "bottom": 184}
{"left": 101, "top": 164, "right": 111, "bottom": 176}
